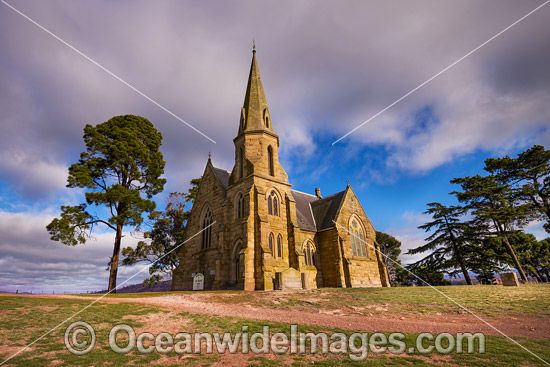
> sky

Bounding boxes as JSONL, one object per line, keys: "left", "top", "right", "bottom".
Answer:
{"left": 0, "top": 0, "right": 549, "bottom": 293}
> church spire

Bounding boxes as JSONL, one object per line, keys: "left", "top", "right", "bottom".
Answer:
{"left": 239, "top": 46, "right": 274, "bottom": 135}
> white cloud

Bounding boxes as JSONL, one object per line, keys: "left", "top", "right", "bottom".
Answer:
{"left": 0, "top": 209, "right": 149, "bottom": 293}
{"left": 0, "top": 151, "right": 68, "bottom": 199}
{"left": 384, "top": 211, "right": 432, "bottom": 266}
{"left": 1, "top": 0, "right": 548, "bottom": 291}
{"left": 525, "top": 220, "right": 548, "bottom": 241}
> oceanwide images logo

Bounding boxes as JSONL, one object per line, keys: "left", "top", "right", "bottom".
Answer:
{"left": 64, "top": 322, "right": 486, "bottom": 361}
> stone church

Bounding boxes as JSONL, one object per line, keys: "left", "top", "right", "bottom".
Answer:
{"left": 172, "top": 49, "right": 390, "bottom": 291}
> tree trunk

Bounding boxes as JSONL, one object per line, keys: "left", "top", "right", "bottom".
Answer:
{"left": 454, "top": 247, "right": 472, "bottom": 285}
{"left": 534, "top": 269, "right": 546, "bottom": 283}
{"left": 459, "top": 259, "right": 473, "bottom": 285}
{"left": 450, "top": 235, "right": 472, "bottom": 285}
{"left": 501, "top": 235, "right": 528, "bottom": 283}
{"left": 107, "top": 225, "right": 123, "bottom": 293}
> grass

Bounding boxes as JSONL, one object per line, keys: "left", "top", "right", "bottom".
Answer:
{"left": 69, "top": 289, "right": 241, "bottom": 298}
{"left": 1, "top": 294, "right": 549, "bottom": 366}
{"left": 203, "top": 284, "right": 550, "bottom": 317}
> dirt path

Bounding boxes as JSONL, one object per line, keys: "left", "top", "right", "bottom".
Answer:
{"left": 13, "top": 293, "right": 549, "bottom": 340}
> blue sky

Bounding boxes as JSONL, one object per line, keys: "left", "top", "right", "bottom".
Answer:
{"left": 0, "top": 0, "right": 548, "bottom": 292}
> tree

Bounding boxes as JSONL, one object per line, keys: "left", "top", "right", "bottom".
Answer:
{"left": 408, "top": 203, "right": 475, "bottom": 285}
{"left": 46, "top": 115, "right": 166, "bottom": 292}
{"left": 466, "top": 237, "right": 505, "bottom": 284}
{"left": 451, "top": 174, "right": 529, "bottom": 282}
{"left": 508, "top": 232, "right": 550, "bottom": 283}
{"left": 485, "top": 145, "right": 550, "bottom": 232}
{"left": 121, "top": 178, "right": 202, "bottom": 287}
{"left": 402, "top": 264, "right": 451, "bottom": 286}
{"left": 540, "top": 238, "right": 550, "bottom": 282}
{"left": 376, "top": 231, "right": 402, "bottom": 285}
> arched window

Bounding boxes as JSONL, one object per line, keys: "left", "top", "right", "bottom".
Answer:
{"left": 304, "top": 242, "right": 316, "bottom": 266}
{"left": 201, "top": 207, "right": 212, "bottom": 249}
{"left": 268, "top": 191, "right": 278, "bottom": 216}
{"left": 351, "top": 228, "right": 357, "bottom": 256}
{"left": 350, "top": 219, "right": 367, "bottom": 257}
{"left": 237, "top": 193, "right": 245, "bottom": 218}
{"left": 239, "top": 147, "right": 244, "bottom": 179}
{"left": 267, "top": 146, "right": 274, "bottom": 176}
{"left": 277, "top": 235, "right": 282, "bottom": 258}
{"left": 269, "top": 233, "right": 274, "bottom": 256}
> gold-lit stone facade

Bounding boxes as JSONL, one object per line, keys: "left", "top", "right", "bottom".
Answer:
{"left": 172, "top": 50, "right": 390, "bottom": 291}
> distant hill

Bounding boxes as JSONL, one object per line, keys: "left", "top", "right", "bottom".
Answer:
{"left": 93, "top": 279, "right": 172, "bottom": 294}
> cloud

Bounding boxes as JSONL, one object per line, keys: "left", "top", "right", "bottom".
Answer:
{"left": 0, "top": 151, "right": 68, "bottom": 199}
{"left": 385, "top": 211, "right": 432, "bottom": 266}
{"left": 1, "top": 0, "right": 548, "bottom": 291}
{"left": 525, "top": 220, "right": 548, "bottom": 241}
{"left": 0, "top": 209, "right": 149, "bottom": 293}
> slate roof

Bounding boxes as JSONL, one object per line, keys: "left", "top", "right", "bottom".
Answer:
{"left": 310, "top": 190, "right": 346, "bottom": 230}
{"left": 292, "top": 189, "right": 347, "bottom": 232}
{"left": 290, "top": 190, "right": 318, "bottom": 231}
{"left": 213, "top": 167, "right": 231, "bottom": 190}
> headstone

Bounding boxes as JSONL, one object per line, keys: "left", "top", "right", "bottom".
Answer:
{"left": 277, "top": 268, "right": 303, "bottom": 290}
{"left": 193, "top": 273, "right": 205, "bottom": 291}
{"left": 500, "top": 272, "right": 520, "bottom": 286}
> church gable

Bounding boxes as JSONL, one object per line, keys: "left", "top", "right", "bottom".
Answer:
{"left": 184, "top": 161, "right": 228, "bottom": 246}
{"left": 333, "top": 186, "right": 375, "bottom": 238}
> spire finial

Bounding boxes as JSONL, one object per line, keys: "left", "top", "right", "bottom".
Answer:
{"left": 346, "top": 177, "right": 350, "bottom": 186}
{"left": 252, "top": 38, "right": 256, "bottom": 52}
{"left": 208, "top": 151, "right": 211, "bottom": 160}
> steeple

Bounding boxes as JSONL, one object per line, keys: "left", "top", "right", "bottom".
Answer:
{"left": 238, "top": 47, "right": 274, "bottom": 135}
{"left": 231, "top": 46, "right": 288, "bottom": 185}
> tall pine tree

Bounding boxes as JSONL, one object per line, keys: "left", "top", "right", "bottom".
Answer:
{"left": 47, "top": 115, "right": 166, "bottom": 292}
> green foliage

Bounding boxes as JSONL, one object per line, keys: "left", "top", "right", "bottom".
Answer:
{"left": 121, "top": 178, "right": 202, "bottom": 287}
{"left": 508, "top": 232, "right": 550, "bottom": 282}
{"left": 46, "top": 115, "right": 166, "bottom": 291}
{"left": 451, "top": 174, "right": 530, "bottom": 282}
{"left": 485, "top": 145, "right": 550, "bottom": 232}
{"left": 375, "top": 231, "right": 402, "bottom": 285}
{"left": 46, "top": 204, "right": 92, "bottom": 246}
{"left": 409, "top": 144, "right": 549, "bottom": 285}
{"left": 400, "top": 264, "right": 451, "bottom": 286}
{"left": 409, "top": 203, "right": 478, "bottom": 285}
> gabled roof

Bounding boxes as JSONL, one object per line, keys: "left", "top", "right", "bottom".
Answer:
{"left": 311, "top": 190, "right": 346, "bottom": 230}
{"left": 291, "top": 189, "right": 347, "bottom": 232}
{"left": 290, "top": 190, "right": 317, "bottom": 231}
{"left": 212, "top": 166, "right": 231, "bottom": 190}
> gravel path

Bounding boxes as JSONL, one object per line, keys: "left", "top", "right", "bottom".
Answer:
{"left": 27, "top": 293, "right": 550, "bottom": 340}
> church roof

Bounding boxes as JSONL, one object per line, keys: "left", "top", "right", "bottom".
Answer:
{"left": 311, "top": 190, "right": 346, "bottom": 230}
{"left": 291, "top": 190, "right": 318, "bottom": 231}
{"left": 213, "top": 166, "right": 231, "bottom": 190}
{"left": 292, "top": 189, "right": 347, "bottom": 231}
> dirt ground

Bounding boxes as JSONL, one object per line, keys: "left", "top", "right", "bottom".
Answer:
{"left": 13, "top": 292, "right": 549, "bottom": 340}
